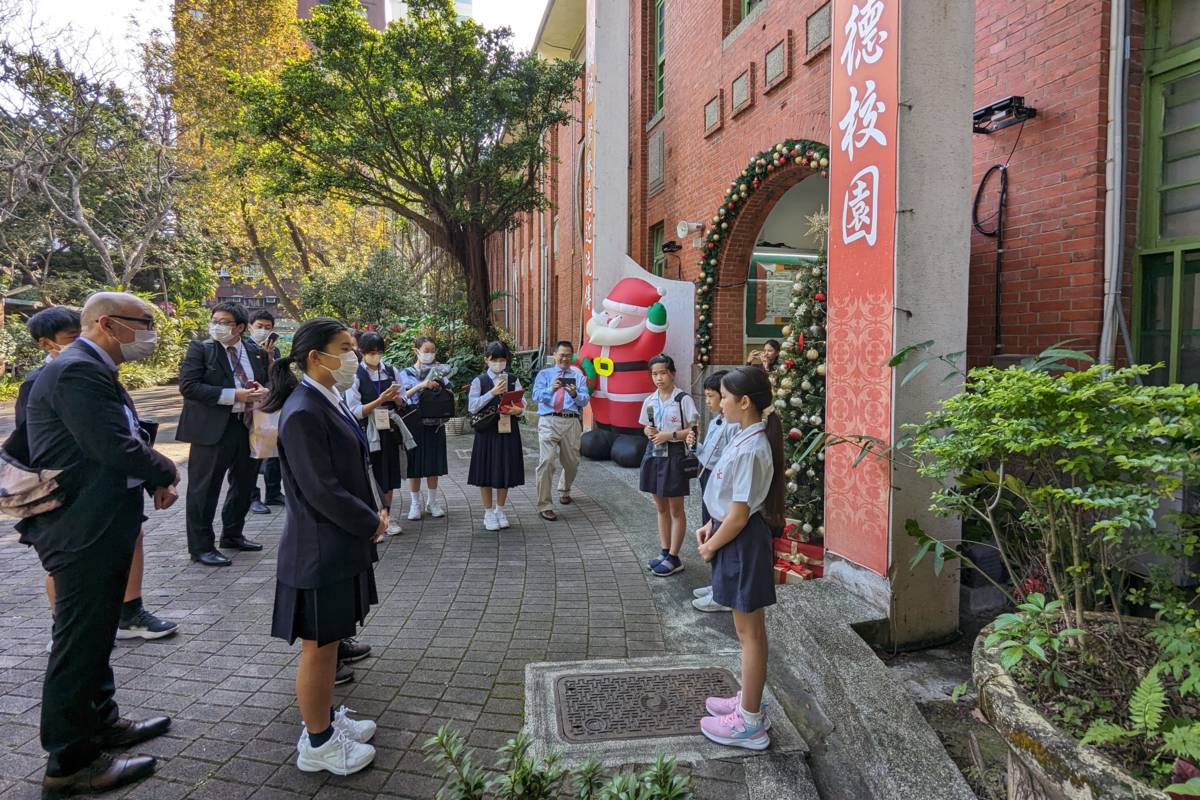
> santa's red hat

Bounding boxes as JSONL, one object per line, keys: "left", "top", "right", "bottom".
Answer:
{"left": 602, "top": 278, "right": 664, "bottom": 316}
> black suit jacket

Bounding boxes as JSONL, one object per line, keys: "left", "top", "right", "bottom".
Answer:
{"left": 276, "top": 383, "right": 378, "bottom": 590}
{"left": 16, "top": 342, "right": 177, "bottom": 552}
{"left": 13, "top": 366, "right": 41, "bottom": 430}
{"left": 176, "top": 337, "right": 270, "bottom": 445}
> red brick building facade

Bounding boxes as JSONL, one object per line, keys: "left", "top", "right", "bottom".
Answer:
{"left": 496, "top": 0, "right": 1198, "bottom": 387}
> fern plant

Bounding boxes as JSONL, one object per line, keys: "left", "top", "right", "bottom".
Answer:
{"left": 1080, "top": 667, "right": 1200, "bottom": 784}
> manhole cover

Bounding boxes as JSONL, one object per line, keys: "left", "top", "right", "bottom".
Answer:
{"left": 554, "top": 668, "right": 739, "bottom": 743}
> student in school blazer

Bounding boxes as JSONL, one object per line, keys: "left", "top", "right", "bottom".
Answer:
{"left": 176, "top": 303, "right": 271, "bottom": 565}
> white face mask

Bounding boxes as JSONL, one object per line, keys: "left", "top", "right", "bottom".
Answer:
{"left": 249, "top": 327, "right": 272, "bottom": 344}
{"left": 320, "top": 350, "right": 359, "bottom": 390}
{"left": 112, "top": 320, "right": 157, "bottom": 362}
{"left": 363, "top": 353, "right": 383, "bottom": 368}
{"left": 488, "top": 361, "right": 507, "bottom": 375}
{"left": 417, "top": 351, "right": 436, "bottom": 365}
{"left": 209, "top": 323, "right": 234, "bottom": 344}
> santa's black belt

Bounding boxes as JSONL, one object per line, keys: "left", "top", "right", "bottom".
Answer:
{"left": 594, "top": 360, "right": 649, "bottom": 372}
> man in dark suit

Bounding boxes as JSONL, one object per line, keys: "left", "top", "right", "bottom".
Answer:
{"left": 177, "top": 302, "right": 270, "bottom": 567}
{"left": 248, "top": 309, "right": 284, "bottom": 514}
{"left": 18, "top": 292, "right": 180, "bottom": 796}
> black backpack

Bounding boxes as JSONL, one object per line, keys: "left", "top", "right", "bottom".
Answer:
{"left": 415, "top": 368, "right": 456, "bottom": 424}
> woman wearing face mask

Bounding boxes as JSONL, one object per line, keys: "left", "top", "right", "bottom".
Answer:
{"left": 345, "top": 333, "right": 404, "bottom": 536}
{"left": 398, "top": 337, "right": 450, "bottom": 521}
{"left": 466, "top": 341, "right": 526, "bottom": 531}
{"left": 261, "top": 318, "right": 386, "bottom": 777}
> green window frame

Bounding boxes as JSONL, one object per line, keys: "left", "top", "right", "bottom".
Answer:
{"left": 653, "top": 0, "right": 665, "bottom": 115}
{"left": 1134, "top": 0, "right": 1200, "bottom": 385}
{"left": 651, "top": 223, "right": 665, "bottom": 276}
{"left": 741, "top": 0, "right": 763, "bottom": 21}
{"left": 744, "top": 251, "right": 821, "bottom": 338}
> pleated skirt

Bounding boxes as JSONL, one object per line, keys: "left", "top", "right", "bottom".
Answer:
{"left": 467, "top": 426, "right": 525, "bottom": 488}
{"left": 270, "top": 570, "right": 378, "bottom": 647}
{"left": 408, "top": 422, "right": 448, "bottom": 478}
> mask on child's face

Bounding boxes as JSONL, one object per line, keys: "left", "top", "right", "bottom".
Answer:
{"left": 418, "top": 351, "right": 436, "bottom": 365}
{"left": 364, "top": 353, "right": 383, "bottom": 368}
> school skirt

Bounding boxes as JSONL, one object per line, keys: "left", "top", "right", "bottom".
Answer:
{"left": 369, "top": 428, "right": 405, "bottom": 491}
{"left": 639, "top": 440, "right": 690, "bottom": 497}
{"left": 408, "top": 420, "right": 448, "bottom": 478}
{"left": 468, "top": 424, "right": 525, "bottom": 488}
{"left": 710, "top": 512, "right": 777, "bottom": 613}
{"left": 271, "top": 569, "right": 378, "bottom": 647}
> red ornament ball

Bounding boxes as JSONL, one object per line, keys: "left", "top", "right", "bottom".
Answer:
{"left": 788, "top": 428, "right": 802, "bottom": 442}
{"left": 796, "top": 333, "right": 805, "bottom": 349}
{"left": 815, "top": 292, "right": 826, "bottom": 302}
{"left": 784, "top": 359, "right": 795, "bottom": 369}
{"left": 727, "top": 202, "right": 735, "bottom": 210}
{"left": 821, "top": 170, "right": 828, "bottom": 177}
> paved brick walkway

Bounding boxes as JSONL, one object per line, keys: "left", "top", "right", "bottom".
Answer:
{"left": 0, "top": 390, "right": 756, "bottom": 799}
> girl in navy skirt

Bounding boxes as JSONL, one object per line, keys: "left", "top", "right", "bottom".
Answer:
{"left": 467, "top": 341, "right": 526, "bottom": 531}
{"left": 261, "top": 319, "right": 386, "bottom": 776}
{"left": 398, "top": 336, "right": 450, "bottom": 520}
{"left": 347, "top": 332, "right": 404, "bottom": 536}
{"left": 695, "top": 366, "right": 783, "bottom": 751}
{"left": 639, "top": 354, "right": 700, "bottom": 577}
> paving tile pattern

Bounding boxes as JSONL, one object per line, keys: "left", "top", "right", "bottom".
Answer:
{"left": 0, "top": 390, "right": 748, "bottom": 798}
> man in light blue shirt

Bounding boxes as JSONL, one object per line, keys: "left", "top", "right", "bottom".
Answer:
{"left": 532, "top": 341, "right": 590, "bottom": 521}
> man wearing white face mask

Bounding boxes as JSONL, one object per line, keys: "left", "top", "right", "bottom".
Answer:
{"left": 18, "top": 292, "right": 180, "bottom": 797}
{"left": 177, "top": 302, "right": 271, "bottom": 567}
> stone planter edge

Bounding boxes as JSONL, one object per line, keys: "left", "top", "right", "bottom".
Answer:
{"left": 972, "top": 618, "right": 1168, "bottom": 800}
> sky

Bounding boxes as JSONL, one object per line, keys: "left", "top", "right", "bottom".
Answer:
{"left": 8, "top": 0, "right": 550, "bottom": 85}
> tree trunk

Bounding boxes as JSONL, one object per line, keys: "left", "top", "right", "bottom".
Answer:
{"left": 240, "top": 200, "right": 303, "bottom": 319}
{"left": 457, "top": 228, "right": 497, "bottom": 344}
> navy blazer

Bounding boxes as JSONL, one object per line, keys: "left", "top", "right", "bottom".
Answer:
{"left": 176, "top": 337, "right": 270, "bottom": 446}
{"left": 17, "top": 342, "right": 177, "bottom": 552}
{"left": 276, "top": 382, "right": 379, "bottom": 590}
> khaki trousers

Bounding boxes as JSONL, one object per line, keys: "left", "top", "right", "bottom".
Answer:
{"left": 536, "top": 414, "right": 582, "bottom": 512}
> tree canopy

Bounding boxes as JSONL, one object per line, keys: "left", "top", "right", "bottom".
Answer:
{"left": 230, "top": 0, "right": 580, "bottom": 338}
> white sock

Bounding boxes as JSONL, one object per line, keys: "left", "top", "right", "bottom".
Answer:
{"left": 410, "top": 491, "right": 421, "bottom": 505}
{"left": 739, "top": 704, "right": 763, "bottom": 725}
{"left": 422, "top": 488, "right": 432, "bottom": 503}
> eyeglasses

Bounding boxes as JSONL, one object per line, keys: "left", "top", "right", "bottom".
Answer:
{"left": 109, "top": 315, "right": 155, "bottom": 331}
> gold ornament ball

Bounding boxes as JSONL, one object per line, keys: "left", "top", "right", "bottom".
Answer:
{"left": 781, "top": 325, "right": 792, "bottom": 336}
{"left": 805, "top": 348, "right": 819, "bottom": 361}
{"left": 801, "top": 380, "right": 812, "bottom": 391}
{"left": 819, "top": 157, "right": 829, "bottom": 168}
{"left": 816, "top": 364, "right": 827, "bottom": 376}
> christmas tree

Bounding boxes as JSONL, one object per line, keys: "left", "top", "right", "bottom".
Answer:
{"left": 770, "top": 208, "right": 828, "bottom": 542}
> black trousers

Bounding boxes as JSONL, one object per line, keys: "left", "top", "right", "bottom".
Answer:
{"left": 185, "top": 415, "right": 259, "bottom": 555}
{"left": 257, "top": 457, "right": 283, "bottom": 502}
{"left": 37, "top": 489, "right": 142, "bottom": 777}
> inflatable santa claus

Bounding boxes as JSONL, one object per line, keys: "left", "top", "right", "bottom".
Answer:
{"left": 577, "top": 277, "right": 668, "bottom": 467}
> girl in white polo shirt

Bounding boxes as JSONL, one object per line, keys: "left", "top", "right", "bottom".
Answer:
{"left": 695, "top": 366, "right": 783, "bottom": 750}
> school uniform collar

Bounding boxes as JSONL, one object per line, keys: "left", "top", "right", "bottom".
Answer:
{"left": 302, "top": 374, "right": 344, "bottom": 409}
{"left": 730, "top": 421, "right": 766, "bottom": 448}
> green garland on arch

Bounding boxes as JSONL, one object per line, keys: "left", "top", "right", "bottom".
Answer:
{"left": 695, "top": 138, "right": 829, "bottom": 366}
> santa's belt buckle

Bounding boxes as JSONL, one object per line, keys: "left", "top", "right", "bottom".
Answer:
{"left": 594, "top": 357, "right": 615, "bottom": 377}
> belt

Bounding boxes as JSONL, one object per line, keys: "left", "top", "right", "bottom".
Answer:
{"left": 550, "top": 412, "right": 580, "bottom": 418}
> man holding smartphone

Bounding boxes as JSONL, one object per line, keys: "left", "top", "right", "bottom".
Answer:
{"left": 177, "top": 302, "right": 271, "bottom": 566}
{"left": 531, "top": 341, "right": 590, "bottom": 521}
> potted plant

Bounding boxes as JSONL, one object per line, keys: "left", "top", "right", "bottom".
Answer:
{"left": 891, "top": 351, "right": 1200, "bottom": 798}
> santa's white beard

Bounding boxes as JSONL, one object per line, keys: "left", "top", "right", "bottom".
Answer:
{"left": 586, "top": 314, "right": 646, "bottom": 347}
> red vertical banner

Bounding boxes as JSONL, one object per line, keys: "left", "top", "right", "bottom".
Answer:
{"left": 580, "top": 0, "right": 597, "bottom": 319}
{"left": 824, "top": 0, "right": 900, "bottom": 577}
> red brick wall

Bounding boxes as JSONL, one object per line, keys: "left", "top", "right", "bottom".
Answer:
{"left": 630, "top": 0, "right": 833, "bottom": 363}
{"left": 967, "top": 0, "right": 1140, "bottom": 366}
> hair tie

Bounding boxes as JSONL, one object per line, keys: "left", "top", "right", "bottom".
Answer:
{"left": 762, "top": 404, "right": 776, "bottom": 418}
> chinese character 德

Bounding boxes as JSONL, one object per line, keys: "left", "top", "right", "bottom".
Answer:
{"left": 840, "top": 0, "right": 888, "bottom": 77}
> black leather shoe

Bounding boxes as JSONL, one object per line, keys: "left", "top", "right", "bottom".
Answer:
{"left": 191, "top": 550, "right": 231, "bottom": 567}
{"left": 95, "top": 716, "right": 171, "bottom": 749}
{"left": 218, "top": 538, "right": 262, "bottom": 552}
{"left": 264, "top": 496, "right": 285, "bottom": 507}
{"left": 337, "top": 637, "right": 371, "bottom": 663}
{"left": 334, "top": 662, "right": 354, "bottom": 685}
{"left": 250, "top": 500, "right": 271, "bottom": 515}
{"left": 42, "top": 753, "right": 155, "bottom": 798}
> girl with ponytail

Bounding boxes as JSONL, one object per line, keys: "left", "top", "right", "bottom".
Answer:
{"left": 267, "top": 318, "right": 386, "bottom": 777}
{"left": 694, "top": 366, "right": 783, "bottom": 751}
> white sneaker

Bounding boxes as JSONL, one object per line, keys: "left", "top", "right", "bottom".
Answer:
{"left": 387, "top": 519, "right": 403, "bottom": 536}
{"left": 692, "top": 593, "right": 732, "bottom": 613}
{"left": 296, "top": 726, "right": 375, "bottom": 775}
{"left": 407, "top": 500, "right": 422, "bottom": 521}
{"left": 483, "top": 509, "right": 500, "bottom": 531}
{"left": 428, "top": 498, "right": 446, "bottom": 518}
{"left": 46, "top": 638, "right": 53, "bottom": 653}
{"left": 297, "top": 708, "right": 376, "bottom": 750}
{"left": 494, "top": 507, "right": 510, "bottom": 529}
{"left": 693, "top": 585, "right": 713, "bottom": 599}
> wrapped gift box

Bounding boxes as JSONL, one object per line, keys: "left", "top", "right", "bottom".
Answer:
{"left": 774, "top": 560, "right": 814, "bottom": 584}
{"left": 773, "top": 537, "right": 824, "bottom": 568}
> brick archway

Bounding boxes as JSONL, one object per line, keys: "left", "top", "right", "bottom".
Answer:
{"left": 709, "top": 159, "right": 828, "bottom": 365}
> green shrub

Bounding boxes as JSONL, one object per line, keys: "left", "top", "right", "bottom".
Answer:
{"left": 424, "top": 725, "right": 692, "bottom": 800}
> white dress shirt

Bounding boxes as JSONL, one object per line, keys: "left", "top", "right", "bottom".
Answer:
{"left": 216, "top": 340, "right": 256, "bottom": 412}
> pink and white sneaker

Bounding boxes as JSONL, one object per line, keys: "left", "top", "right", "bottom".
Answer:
{"left": 700, "top": 707, "right": 771, "bottom": 750}
{"left": 704, "top": 692, "right": 772, "bottom": 730}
